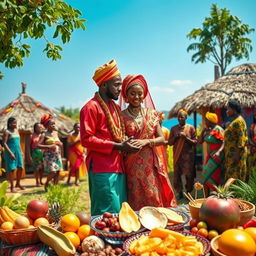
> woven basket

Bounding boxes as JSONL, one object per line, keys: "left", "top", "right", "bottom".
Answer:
{"left": 0, "top": 227, "right": 40, "bottom": 245}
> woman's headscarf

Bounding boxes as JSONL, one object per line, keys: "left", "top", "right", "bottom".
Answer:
{"left": 178, "top": 109, "right": 188, "bottom": 117}
{"left": 120, "top": 74, "right": 155, "bottom": 110}
{"left": 228, "top": 99, "right": 241, "bottom": 114}
{"left": 40, "top": 114, "right": 53, "bottom": 128}
{"left": 205, "top": 112, "right": 218, "bottom": 124}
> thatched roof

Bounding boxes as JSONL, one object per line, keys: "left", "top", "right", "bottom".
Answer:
{"left": 168, "top": 63, "right": 256, "bottom": 118}
{"left": 0, "top": 84, "right": 74, "bottom": 137}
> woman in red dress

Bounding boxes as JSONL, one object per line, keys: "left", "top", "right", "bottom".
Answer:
{"left": 120, "top": 74, "right": 176, "bottom": 210}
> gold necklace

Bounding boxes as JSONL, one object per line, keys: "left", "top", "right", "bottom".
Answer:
{"left": 95, "top": 92, "right": 125, "bottom": 142}
{"left": 127, "top": 107, "right": 144, "bottom": 130}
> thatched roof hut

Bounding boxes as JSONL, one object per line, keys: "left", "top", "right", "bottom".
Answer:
{"left": 168, "top": 63, "right": 256, "bottom": 119}
{"left": 0, "top": 83, "right": 75, "bottom": 173}
{"left": 0, "top": 83, "right": 74, "bottom": 137}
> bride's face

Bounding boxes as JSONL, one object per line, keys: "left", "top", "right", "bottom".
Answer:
{"left": 126, "top": 84, "right": 144, "bottom": 107}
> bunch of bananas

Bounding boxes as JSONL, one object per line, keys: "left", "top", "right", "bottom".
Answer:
{"left": 0, "top": 206, "right": 21, "bottom": 225}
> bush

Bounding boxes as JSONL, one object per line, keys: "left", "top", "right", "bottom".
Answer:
{"left": 46, "top": 184, "right": 82, "bottom": 215}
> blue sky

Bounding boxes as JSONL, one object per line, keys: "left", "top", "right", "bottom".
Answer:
{"left": 0, "top": 0, "right": 255, "bottom": 112}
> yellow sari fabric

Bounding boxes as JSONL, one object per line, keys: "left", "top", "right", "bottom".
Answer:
{"left": 68, "top": 134, "right": 86, "bottom": 177}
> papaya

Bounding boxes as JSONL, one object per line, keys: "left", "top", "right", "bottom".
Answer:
{"left": 119, "top": 202, "right": 141, "bottom": 232}
{"left": 37, "top": 225, "right": 76, "bottom": 256}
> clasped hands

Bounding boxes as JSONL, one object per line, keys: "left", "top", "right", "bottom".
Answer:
{"left": 122, "top": 137, "right": 147, "bottom": 152}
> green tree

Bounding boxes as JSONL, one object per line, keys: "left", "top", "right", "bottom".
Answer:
{"left": 56, "top": 105, "right": 79, "bottom": 121}
{"left": 187, "top": 4, "right": 254, "bottom": 76}
{"left": 0, "top": 0, "right": 86, "bottom": 79}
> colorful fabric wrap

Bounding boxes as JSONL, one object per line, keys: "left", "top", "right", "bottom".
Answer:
{"left": 92, "top": 60, "right": 120, "bottom": 86}
{"left": 178, "top": 109, "right": 188, "bottom": 117}
{"left": 40, "top": 114, "right": 52, "bottom": 128}
{"left": 206, "top": 112, "right": 218, "bottom": 124}
{"left": 121, "top": 74, "right": 148, "bottom": 101}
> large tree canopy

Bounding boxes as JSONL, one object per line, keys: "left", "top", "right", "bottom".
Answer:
{"left": 187, "top": 4, "right": 254, "bottom": 76}
{"left": 0, "top": 0, "right": 86, "bottom": 79}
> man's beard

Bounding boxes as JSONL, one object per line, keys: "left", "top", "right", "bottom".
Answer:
{"left": 106, "top": 87, "right": 118, "bottom": 100}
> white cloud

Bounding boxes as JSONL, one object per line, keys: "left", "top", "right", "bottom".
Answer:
{"left": 170, "top": 80, "right": 193, "bottom": 86}
{"left": 151, "top": 86, "right": 174, "bottom": 93}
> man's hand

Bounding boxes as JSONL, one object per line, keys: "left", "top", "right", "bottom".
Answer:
{"left": 121, "top": 137, "right": 141, "bottom": 152}
{"left": 179, "top": 132, "right": 186, "bottom": 138}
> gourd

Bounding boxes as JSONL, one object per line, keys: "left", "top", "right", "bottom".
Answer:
{"left": 81, "top": 235, "right": 105, "bottom": 253}
{"left": 37, "top": 225, "right": 76, "bottom": 256}
{"left": 119, "top": 202, "right": 141, "bottom": 232}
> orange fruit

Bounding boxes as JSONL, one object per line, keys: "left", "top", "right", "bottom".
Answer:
{"left": 14, "top": 216, "right": 30, "bottom": 229}
{"left": 219, "top": 229, "right": 255, "bottom": 256}
{"left": 1, "top": 221, "right": 14, "bottom": 230}
{"left": 64, "top": 232, "right": 80, "bottom": 248}
{"left": 244, "top": 227, "right": 256, "bottom": 243}
{"left": 77, "top": 224, "right": 94, "bottom": 240}
{"left": 61, "top": 214, "right": 80, "bottom": 232}
{"left": 34, "top": 217, "right": 49, "bottom": 227}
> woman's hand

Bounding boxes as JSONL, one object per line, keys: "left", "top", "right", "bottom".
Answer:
{"left": 130, "top": 139, "right": 148, "bottom": 148}
{"left": 10, "top": 152, "right": 16, "bottom": 160}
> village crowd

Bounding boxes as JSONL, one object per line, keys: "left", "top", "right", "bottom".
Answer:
{"left": 0, "top": 59, "right": 255, "bottom": 216}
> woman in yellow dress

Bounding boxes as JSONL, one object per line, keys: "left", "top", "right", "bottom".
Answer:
{"left": 223, "top": 99, "right": 248, "bottom": 182}
{"left": 67, "top": 123, "right": 86, "bottom": 186}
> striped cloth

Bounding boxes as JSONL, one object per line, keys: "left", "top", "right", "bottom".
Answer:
{"left": 1, "top": 243, "right": 56, "bottom": 256}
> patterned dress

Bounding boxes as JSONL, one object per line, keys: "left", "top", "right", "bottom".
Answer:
{"left": 31, "top": 134, "right": 43, "bottom": 172}
{"left": 202, "top": 125, "right": 224, "bottom": 188}
{"left": 224, "top": 116, "right": 248, "bottom": 181}
{"left": 122, "top": 108, "right": 176, "bottom": 211}
{"left": 169, "top": 124, "right": 197, "bottom": 193}
{"left": 249, "top": 123, "right": 256, "bottom": 173}
{"left": 43, "top": 136, "right": 62, "bottom": 173}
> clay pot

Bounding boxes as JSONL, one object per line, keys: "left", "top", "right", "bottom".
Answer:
{"left": 188, "top": 198, "right": 206, "bottom": 221}
{"left": 238, "top": 200, "right": 255, "bottom": 226}
{"left": 210, "top": 236, "right": 226, "bottom": 256}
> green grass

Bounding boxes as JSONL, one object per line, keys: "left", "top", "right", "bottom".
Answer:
{"left": 11, "top": 176, "right": 90, "bottom": 214}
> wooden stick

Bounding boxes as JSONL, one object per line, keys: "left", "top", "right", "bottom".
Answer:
{"left": 183, "top": 192, "right": 196, "bottom": 206}
{"left": 188, "top": 192, "right": 196, "bottom": 204}
{"left": 202, "top": 186, "right": 206, "bottom": 199}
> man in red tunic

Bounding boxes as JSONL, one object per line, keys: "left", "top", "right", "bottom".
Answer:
{"left": 80, "top": 60, "right": 140, "bottom": 216}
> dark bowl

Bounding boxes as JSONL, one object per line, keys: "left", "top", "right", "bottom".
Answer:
{"left": 123, "top": 230, "right": 211, "bottom": 256}
{"left": 90, "top": 213, "right": 146, "bottom": 245}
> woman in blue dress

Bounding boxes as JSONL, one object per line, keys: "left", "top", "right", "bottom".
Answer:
{"left": 3, "top": 117, "right": 25, "bottom": 192}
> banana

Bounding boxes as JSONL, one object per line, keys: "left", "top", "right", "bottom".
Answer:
{"left": 3, "top": 206, "right": 21, "bottom": 221}
{"left": 0, "top": 213, "right": 5, "bottom": 224}
{"left": 0, "top": 207, "right": 13, "bottom": 223}
{"left": 38, "top": 225, "right": 76, "bottom": 256}
{"left": 2, "top": 207, "right": 18, "bottom": 223}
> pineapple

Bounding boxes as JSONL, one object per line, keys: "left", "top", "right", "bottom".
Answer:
{"left": 48, "top": 202, "right": 63, "bottom": 224}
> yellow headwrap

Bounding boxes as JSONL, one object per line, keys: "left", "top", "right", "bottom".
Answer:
{"left": 205, "top": 112, "right": 218, "bottom": 124}
{"left": 92, "top": 60, "right": 121, "bottom": 86}
{"left": 178, "top": 109, "right": 188, "bottom": 116}
{"left": 159, "top": 112, "right": 165, "bottom": 120}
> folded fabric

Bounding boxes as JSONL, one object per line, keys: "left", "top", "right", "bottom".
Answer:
{"left": 1, "top": 242, "right": 56, "bottom": 256}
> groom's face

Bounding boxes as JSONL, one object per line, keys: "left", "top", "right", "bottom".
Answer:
{"left": 106, "top": 76, "right": 122, "bottom": 100}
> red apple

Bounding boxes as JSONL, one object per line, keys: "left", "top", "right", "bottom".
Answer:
{"left": 26, "top": 200, "right": 49, "bottom": 220}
